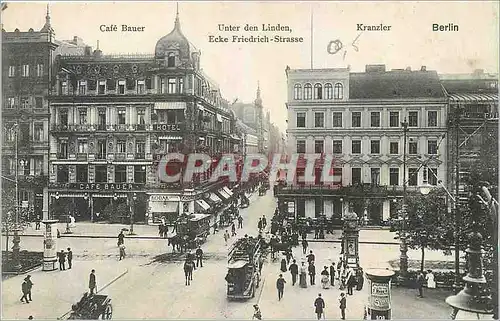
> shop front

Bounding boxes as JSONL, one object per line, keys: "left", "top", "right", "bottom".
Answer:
{"left": 147, "top": 194, "right": 181, "bottom": 225}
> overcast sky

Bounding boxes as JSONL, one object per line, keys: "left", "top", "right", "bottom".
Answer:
{"left": 2, "top": 1, "right": 498, "bottom": 132}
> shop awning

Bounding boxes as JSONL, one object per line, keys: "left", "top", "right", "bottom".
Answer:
{"left": 158, "top": 136, "right": 183, "bottom": 140}
{"left": 222, "top": 186, "right": 234, "bottom": 197}
{"left": 449, "top": 93, "right": 498, "bottom": 102}
{"left": 209, "top": 193, "right": 222, "bottom": 203}
{"left": 228, "top": 260, "right": 248, "bottom": 269}
{"left": 150, "top": 201, "right": 179, "bottom": 213}
{"left": 155, "top": 102, "right": 187, "bottom": 110}
{"left": 217, "top": 189, "right": 231, "bottom": 200}
{"left": 195, "top": 199, "right": 210, "bottom": 211}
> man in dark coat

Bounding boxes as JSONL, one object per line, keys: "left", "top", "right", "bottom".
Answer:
{"left": 276, "top": 274, "right": 286, "bottom": 301}
{"left": 67, "top": 248, "right": 73, "bottom": 269}
{"left": 25, "top": 275, "right": 34, "bottom": 302}
{"left": 307, "top": 250, "right": 315, "bottom": 264}
{"left": 339, "top": 292, "right": 347, "bottom": 320}
{"left": 58, "top": 250, "right": 66, "bottom": 271}
{"left": 302, "top": 239, "right": 308, "bottom": 254}
{"left": 21, "top": 279, "right": 30, "bottom": 303}
{"left": 289, "top": 259, "right": 299, "bottom": 286}
{"left": 417, "top": 271, "right": 425, "bottom": 298}
{"left": 117, "top": 231, "right": 125, "bottom": 246}
{"left": 89, "top": 269, "right": 96, "bottom": 294}
{"left": 314, "top": 293, "right": 325, "bottom": 320}
{"left": 231, "top": 222, "right": 237, "bottom": 236}
{"left": 308, "top": 261, "right": 316, "bottom": 286}
{"left": 35, "top": 215, "right": 41, "bottom": 230}
{"left": 330, "top": 262, "right": 336, "bottom": 286}
{"left": 195, "top": 246, "right": 203, "bottom": 268}
{"left": 262, "top": 215, "right": 267, "bottom": 229}
{"left": 257, "top": 218, "right": 263, "bottom": 232}
{"left": 237, "top": 215, "right": 243, "bottom": 229}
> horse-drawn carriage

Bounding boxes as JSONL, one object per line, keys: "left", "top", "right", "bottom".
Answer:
{"left": 239, "top": 194, "right": 250, "bottom": 209}
{"left": 167, "top": 213, "right": 211, "bottom": 253}
{"left": 226, "top": 238, "right": 262, "bottom": 300}
{"left": 219, "top": 205, "right": 239, "bottom": 227}
{"left": 66, "top": 293, "right": 113, "bottom": 320}
{"left": 258, "top": 184, "right": 267, "bottom": 196}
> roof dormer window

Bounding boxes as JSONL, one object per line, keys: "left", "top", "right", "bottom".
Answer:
{"left": 167, "top": 52, "right": 176, "bottom": 67}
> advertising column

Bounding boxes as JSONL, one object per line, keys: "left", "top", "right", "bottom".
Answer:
{"left": 365, "top": 269, "right": 395, "bottom": 319}
{"left": 42, "top": 219, "right": 58, "bottom": 271}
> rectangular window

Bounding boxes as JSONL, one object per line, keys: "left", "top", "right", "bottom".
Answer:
{"left": 332, "top": 140, "right": 342, "bottom": 154}
{"left": 79, "top": 108, "right": 88, "bottom": 125}
{"left": 332, "top": 112, "right": 343, "bottom": 127}
{"left": 22, "top": 64, "right": 30, "bottom": 77}
{"left": 98, "top": 80, "right": 106, "bottom": 95}
{"left": 409, "top": 141, "right": 418, "bottom": 155}
{"left": 296, "top": 140, "right": 306, "bottom": 153}
{"left": 296, "top": 112, "right": 306, "bottom": 128}
{"left": 314, "top": 112, "right": 324, "bottom": 128}
{"left": 76, "top": 165, "right": 88, "bottom": 182}
{"left": 117, "top": 140, "right": 126, "bottom": 153}
{"left": 178, "top": 78, "right": 184, "bottom": 93}
{"left": 370, "top": 140, "right": 380, "bottom": 154}
{"left": 95, "top": 165, "right": 107, "bottom": 183}
{"left": 57, "top": 165, "right": 69, "bottom": 183}
{"left": 136, "top": 141, "right": 145, "bottom": 159}
{"left": 7, "top": 97, "right": 15, "bottom": 108}
{"left": 371, "top": 168, "right": 380, "bottom": 185}
{"left": 389, "top": 142, "right": 399, "bottom": 154}
{"left": 352, "top": 140, "right": 361, "bottom": 154}
{"left": 408, "top": 111, "right": 418, "bottom": 127}
{"left": 78, "top": 139, "right": 88, "bottom": 153}
{"left": 36, "top": 64, "right": 44, "bottom": 77}
{"left": 351, "top": 112, "right": 361, "bottom": 127}
{"left": 61, "top": 81, "right": 68, "bottom": 95}
{"left": 389, "top": 111, "right": 399, "bottom": 127}
{"left": 8, "top": 66, "right": 15, "bottom": 77}
{"left": 21, "top": 97, "right": 30, "bottom": 109}
{"left": 115, "top": 165, "right": 127, "bottom": 183}
{"left": 137, "top": 80, "right": 145, "bottom": 94}
{"left": 408, "top": 168, "right": 418, "bottom": 186}
{"left": 33, "top": 123, "right": 44, "bottom": 141}
{"left": 428, "top": 168, "right": 438, "bottom": 185}
{"left": 427, "top": 140, "right": 438, "bottom": 154}
{"left": 78, "top": 81, "right": 87, "bottom": 95}
{"left": 428, "top": 111, "right": 438, "bottom": 127}
{"left": 35, "top": 97, "right": 43, "bottom": 108}
{"left": 134, "top": 165, "right": 146, "bottom": 183}
{"left": 59, "top": 142, "right": 68, "bottom": 159}
{"left": 351, "top": 168, "right": 362, "bottom": 185}
{"left": 314, "top": 140, "right": 324, "bottom": 154}
{"left": 117, "top": 109, "right": 126, "bottom": 125}
{"left": 160, "top": 77, "right": 166, "bottom": 94}
{"left": 98, "top": 109, "right": 106, "bottom": 130}
{"left": 389, "top": 168, "right": 399, "bottom": 186}
{"left": 97, "top": 140, "right": 107, "bottom": 159}
{"left": 118, "top": 80, "right": 126, "bottom": 94}
{"left": 168, "top": 78, "right": 176, "bottom": 93}
{"left": 137, "top": 108, "right": 146, "bottom": 129}
{"left": 33, "top": 158, "right": 43, "bottom": 175}
{"left": 370, "top": 112, "right": 380, "bottom": 127}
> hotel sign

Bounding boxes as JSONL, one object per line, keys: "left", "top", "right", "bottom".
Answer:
{"left": 69, "top": 183, "right": 142, "bottom": 190}
{"left": 153, "top": 124, "right": 181, "bottom": 131}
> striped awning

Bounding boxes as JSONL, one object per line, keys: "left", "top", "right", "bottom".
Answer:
{"left": 222, "top": 186, "right": 234, "bottom": 197}
{"left": 217, "top": 189, "right": 231, "bottom": 200}
{"left": 449, "top": 93, "right": 498, "bottom": 102}
{"left": 209, "top": 193, "right": 221, "bottom": 203}
{"left": 195, "top": 199, "right": 210, "bottom": 211}
{"left": 154, "top": 102, "right": 186, "bottom": 110}
{"left": 158, "top": 136, "right": 183, "bottom": 140}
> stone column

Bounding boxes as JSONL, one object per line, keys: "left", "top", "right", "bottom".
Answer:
{"left": 365, "top": 269, "right": 396, "bottom": 319}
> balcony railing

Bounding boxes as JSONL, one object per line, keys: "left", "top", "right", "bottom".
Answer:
{"left": 275, "top": 183, "right": 428, "bottom": 197}
{"left": 51, "top": 124, "right": 151, "bottom": 132}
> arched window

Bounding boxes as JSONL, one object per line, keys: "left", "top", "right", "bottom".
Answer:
{"left": 324, "top": 83, "right": 333, "bottom": 99}
{"left": 294, "top": 84, "right": 302, "bottom": 100}
{"left": 314, "top": 83, "right": 323, "bottom": 99}
{"left": 304, "top": 83, "right": 312, "bottom": 100}
{"left": 167, "top": 53, "right": 176, "bottom": 67}
{"left": 334, "top": 83, "right": 343, "bottom": 100}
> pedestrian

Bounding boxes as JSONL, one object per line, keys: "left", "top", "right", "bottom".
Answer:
{"left": 252, "top": 304, "right": 262, "bottom": 320}
{"left": 417, "top": 271, "right": 425, "bottom": 298}
{"left": 25, "top": 275, "right": 33, "bottom": 302}
{"left": 213, "top": 221, "right": 218, "bottom": 234}
{"left": 67, "top": 248, "right": 73, "bottom": 269}
{"left": 58, "top": 250, "right": 66, "bottom": 271}
{"left": 195, "top": 246, "right": 203, "bottom": 268}
{"left": 320, "top": 266, "right": 330, "bottom": 289}
{"left": 237, "top": 215, "right": 243, "bottom": 229}
{"left": 280, "top": 255, "right": 288, "bottom": 273}
{"left": 276, "top": 273, "right": 286, "bottom": 301}
{"left": 299, "top": 261, "right": 308, "bottom": 288}
{"left": 339, "top": 292, "right": 347, "bottom": 320}
{"left": 35, "top": 215, "right": 41, "bottom": 230}
{"left": 158, "top": 223, "right": 164, "bottom": 238}
{"left": 117, "top": 230, "right": 125, "bottom": 246}
{"left": 285, "top": 248, "right": 292, "bottom": 264}
{"left": 262, "top": 215, "right": 267, "bottom": 229}
{"left": 20, "top": 279, "right": 30, "bottom": 304}
{"left": 119, "top": 244, "right": 126, "bottom": 260}
{"left": 302, "top": 239, "right": 308, "bottom": 254}
{"left": 336, "top": 259, "right": 342, "bottom": 280}
{"left": 314, "top": 293, "right": 325, "bottom": 320}
{"left": 426, "top": 269, "right": 436, "bottom": 289}
{"left": 28, "top": 316, "right": 33, "bottom": 320}
{"left": 308, "top": 261, "right": 316, "bottom": 286}
{"left": 356, "top": 267, "right": 364, "bottom": 291}
{"left": 346, "top": 266, "right": 355, "bottom": 295}
{"left": 307, "top": 250, "right": 315, "bottom": 264}
{"left": 257, "top": 218, "right": 263, "bottom": 232}
{"left": 231, "top": 222, "right": 236, "bottom": 236}
{"left": 89, "top": 269, "right": 97, "bottom": 295}
{"left": 330, "top": 262, "right": 336, "bottom": 286}
{"left": 289, "top": 259, "right": 298, "bottom": 286}
{"left": 224, "top": 230, "right": 230, "bottom": 245}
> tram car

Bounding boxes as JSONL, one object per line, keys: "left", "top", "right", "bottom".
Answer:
{"left": 226, "top": 238, "right": 262, "bottom": 300}
{"left": 168, "top": 213, "right": 211, "bottom": 251}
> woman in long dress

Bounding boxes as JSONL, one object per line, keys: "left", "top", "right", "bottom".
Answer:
{"left": 320, "top": 266, "right": 330, "bottom": 289}
{"left": 356, "top": 267, "right": 364, "bottom": 291}
{"left": 280, "top": 256, "right": 288, "bottom": 273}
{"left": 426, "top": 270, "right": 436, "bottom": 289}
{"left": 299, "top": 261, "right": 308, "bottom": 288}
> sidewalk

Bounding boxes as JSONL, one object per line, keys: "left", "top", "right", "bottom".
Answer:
{"left": 1, "top": 260, "right": 129, "bottom": 320}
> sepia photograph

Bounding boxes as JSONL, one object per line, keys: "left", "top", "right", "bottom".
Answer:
{"left": 1, "top": 1, "right": 499, "bottom": 320}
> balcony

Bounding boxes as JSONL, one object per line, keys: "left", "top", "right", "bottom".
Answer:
{"left": 57, "top": 153, "right": 68, "bottom": 159}
{"left": 135, "top": 153, "right": 145, "bottom": 160}
{"left": 275, "top": 183, "right": 427, "bottom": 198}
{"left": 76, "top": 153, "right": 88, "bottom": 161}
{"left": 115, "top": 153, "right": 126, "bottom": 161}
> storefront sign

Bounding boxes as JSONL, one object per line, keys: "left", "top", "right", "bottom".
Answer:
{"left": 287, "top": 201, "right": 295, "bottom": 213}
{"left": 150, "top": 195, "right": 180, "bottom": 202}
{"left": 69, "top": 183, "right": 140, "bottom": 190}
{"left": 153, "top": 124, "right": 181, "bottom": 131}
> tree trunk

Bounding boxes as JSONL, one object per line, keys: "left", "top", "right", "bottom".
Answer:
{"left": 420, "top": 246, "right": 425, "bottom": 272}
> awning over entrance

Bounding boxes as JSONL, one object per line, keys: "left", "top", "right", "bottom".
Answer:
{"left": 196, "top": 199, "right": 210, "bottom": 211}
{"left": 209, "top": 193, "right": 222, "bottom": 203}
{"left": 150, "top": 201, "right": 179, "bottom": 213}
{"left": 154, "top": 102, "right": 187, "bottom": 110}
{"left": 217, "top": 189, "right": 231, "bottom": 200}
{"left": 222, "top": 186, "right": 234, "bottom": 197}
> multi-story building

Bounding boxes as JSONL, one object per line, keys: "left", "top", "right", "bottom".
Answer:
{"left": 440, "top": 70, "right": 498, "bottom": 205}
{"left": 48, "top": 11, "right": 238, "bottom": 224}
{"left": 278, "top": 65, "right": 448, "bottom": 224}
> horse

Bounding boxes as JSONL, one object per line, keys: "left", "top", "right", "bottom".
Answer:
{"left": 184, "top": 261, "right": 194, "bottom": 286}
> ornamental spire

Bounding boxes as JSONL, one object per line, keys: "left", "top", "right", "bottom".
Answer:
{"left": 40, "top": 3, "right": 54, "bottom": 34}
{"left": 174, "top": 2, "right": 181, "bottom": 30}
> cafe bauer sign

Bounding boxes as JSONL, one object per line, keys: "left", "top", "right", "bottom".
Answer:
{"left": 69, "top": 183, "right": 142, "bottom": 190}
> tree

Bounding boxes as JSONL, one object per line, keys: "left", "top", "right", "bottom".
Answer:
{"left": 2, "top": 184, "right": 31, "bottom": 253}
{"left": 402, "top": 190, "right": 451, "bottom": 272}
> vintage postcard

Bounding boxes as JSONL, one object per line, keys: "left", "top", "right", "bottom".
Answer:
{"left": 1, "top": 1, "right": 498, "bottom": 320}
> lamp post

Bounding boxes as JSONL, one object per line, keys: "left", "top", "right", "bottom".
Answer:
{"left": 12, "top": 123, "right": 21, "bottom": 273}
{"left": 399, "top": 118, "right": 409, "bottom": 280}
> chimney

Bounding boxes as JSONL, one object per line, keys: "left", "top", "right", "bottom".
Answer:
{"left": 420, "top": 66, "right": 427, "bottom": 71}
{"left": 365, "top": 64, "right": 386, "bottom": 73}
{"left": 84, "top": 46, "right": 92, "bottom": 56}
{"left": 406, "top": 66, "right": 411, "bottom": 71}
{"left": 73, "top": 36, "right": 78, "bottom": 43}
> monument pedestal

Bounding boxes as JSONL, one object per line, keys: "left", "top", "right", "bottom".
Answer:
{"left": 365, "top": 269, "right": 395, "bottom": 320}
{"left": 42, "top": 219, "right": 58, "bottom": 271}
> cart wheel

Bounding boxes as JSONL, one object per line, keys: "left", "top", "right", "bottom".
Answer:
{"left": 99, "top": 303, "right": 113, "bottom": 320}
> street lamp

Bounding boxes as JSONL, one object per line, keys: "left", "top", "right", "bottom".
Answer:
{"left": 12, "top": 123, "right": 21, "bottom": 273}
{"left": 399, "top": 118, "right": 409, "bottom": 280}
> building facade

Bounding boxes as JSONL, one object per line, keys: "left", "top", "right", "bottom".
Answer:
{"left": 48, "top": 12, "right": 238, "bottom": 224}
{"left": 279, "top": 65, "right": 448, "bottom": 224}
